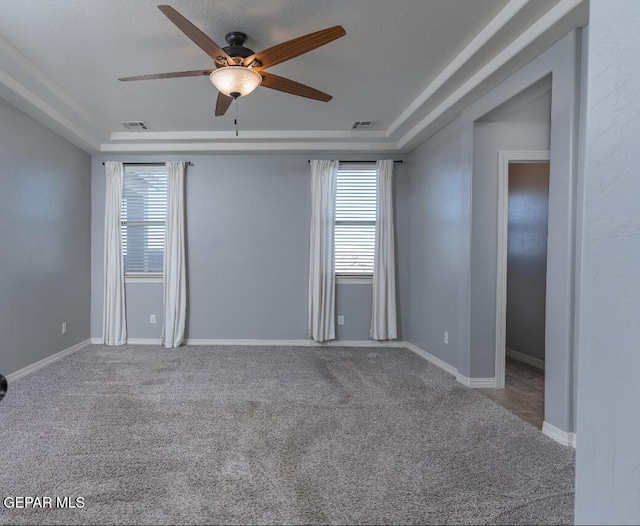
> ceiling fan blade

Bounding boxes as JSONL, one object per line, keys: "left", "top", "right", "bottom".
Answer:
{"left": 158, "top": 5, "right": 231, "bottom": 64}
{"left": 215, "top": 92, "right": 234, "bottom": 116}
{"left": 245, "top": 25, "right": 345, "bottom": 69}
{"left": 260, "top": 72, "right": 332, "bottom": 102}
{"left": 119, "top": 69, "right": 213, "bottom": 81}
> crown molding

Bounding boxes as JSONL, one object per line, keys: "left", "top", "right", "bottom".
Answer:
{"left": 110, "top": 129, "right": 387, "bottom": 142}
{"left": 100, "top": 140, "right": 401, "bottom": 153}
{"left": 397, "top": 0, "right": 585, "bottom": 150}
{"left": 387, "top": 0, "right": 530, "bottom": 138}
{"left": 0, "top": 0, "right": 585, "bottom": 155}
{"left": 0, "top": 34, "right": 103, "bottom": 152}
{"left": 0, "top": 34, "right": 100, "bottom": 127}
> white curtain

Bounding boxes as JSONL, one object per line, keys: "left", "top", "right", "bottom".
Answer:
{"left": 162, "top": 161, "right": 187, "bottom": 349}
{"left": 103, "top": 161, "right": 127, "bottom": 346}
{"left": 371, "top": 159, "right": 398, "bottom": 340}
{"left": 308, "top": 160, "right": 339, "bottom": 342}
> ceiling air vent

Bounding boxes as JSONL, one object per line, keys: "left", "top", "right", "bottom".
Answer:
{"left": 350, "top": 121, "right": 376, "bottom": 130}
{"left": 120, "top": 121, "right": 150, "bottom": 131}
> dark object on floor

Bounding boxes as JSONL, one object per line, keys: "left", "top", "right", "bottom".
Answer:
{"left": 0, "top": 373, "right": 6, "bottom": 401}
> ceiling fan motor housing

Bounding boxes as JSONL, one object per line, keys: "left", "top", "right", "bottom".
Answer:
{"left": 222, "top": 31, "right": 255, "bottom": 59}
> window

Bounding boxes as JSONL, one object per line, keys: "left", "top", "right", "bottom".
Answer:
{"left": 335, "top": 166, "right": 377, "bottom": 275}
{"left": 120, "top": 165, "right": 167, "bottom": 275}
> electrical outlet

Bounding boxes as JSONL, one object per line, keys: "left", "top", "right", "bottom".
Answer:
{"left": 150, "top": 314, "right": 156, "bottom": 324}
{"left": 338, "top": 315, "right": 345, "bottom": 325}
{"left": 444, "top": 331, "right": 448, "bottom": 344}
{"left": 62, "top": 322, "right": 67, "bottom": 334}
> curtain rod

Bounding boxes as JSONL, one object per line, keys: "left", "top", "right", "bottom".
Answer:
{"left": 101, "top": 162, "right": 193, "bottom": 166}
{"left": 307, "top": 160, "right": 402, "bottom": 164}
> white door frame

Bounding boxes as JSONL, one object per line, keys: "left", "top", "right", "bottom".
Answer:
{"left": 495, "top": 150, "right": 550, "bottom": 388}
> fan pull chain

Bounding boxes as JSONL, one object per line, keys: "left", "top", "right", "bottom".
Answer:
{"left": 234, "top": 98, "right": 239, "bottom": 137}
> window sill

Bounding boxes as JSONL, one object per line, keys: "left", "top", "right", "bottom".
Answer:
{"left": 125, "top": 274, "right": 163, "bottom": 284}
{"left": 336, "top": 275, "right": 373, "bottom": 285}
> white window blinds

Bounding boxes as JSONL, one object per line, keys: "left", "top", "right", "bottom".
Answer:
{"left": 335, "top": 167, "right": 377, "bottom": 274}
{"left": 120, "top": 165, "right": 167, "bottom": 274}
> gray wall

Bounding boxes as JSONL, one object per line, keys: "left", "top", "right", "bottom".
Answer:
{"left": 405, "top": 92, "right": 552, "bottom": 373}
{"left": 406, "top": 29, "right": 582, "bottom": 434}
{"left": 0, "top": 97, "right": 91, "bottom": 376}
{"left": 506, "top": 162, "right": 550, "bottom": 362}
{"left": 407, "top": 117, "right": 464, "bottom": 368}
{"left": 575, "top": 1, "right": 640, "bottom": 522}
{"left": 91, "top": 154, "right": 408, "bottom": 342}
{"left": 461, "top": 30, "right": 582, "bottom": 433}
{"left": 470, "top": 98, "right": 550, "bottom": 377}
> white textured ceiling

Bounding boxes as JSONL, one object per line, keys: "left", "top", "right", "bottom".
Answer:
{"left": 0, "top": 0, "right": 588, "bottom": 153}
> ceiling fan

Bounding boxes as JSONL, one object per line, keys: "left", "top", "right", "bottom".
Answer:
{"left": 119, "top": 5, "right": 346, "bottom": 116}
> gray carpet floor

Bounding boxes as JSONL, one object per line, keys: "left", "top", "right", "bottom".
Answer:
{"left": 0, "top": 345, "right": 575, "bottom": 525}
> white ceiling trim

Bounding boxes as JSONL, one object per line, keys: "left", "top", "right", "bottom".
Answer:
{"left": 0, "top": 1, "right": 585, "bottom": 155}
{"left": 386, "top": 0, "right": 530, "bottom": 138}
{"left": 110, "top": 130, "right": 388, "bottom": 142}
{"left": 0, "top": 34, "right": 99, "bottom": 129}
{"left": 0, "top": 34, "right": 102, "bottom": 151}
{"left": 397, "top": 0, "right": 585, "bottom": 149}
{"left": 0, "top": 67, "right": 101, "bottom": 152}
{"left": 101, "top": 141, "right": 400, "bottom": 153}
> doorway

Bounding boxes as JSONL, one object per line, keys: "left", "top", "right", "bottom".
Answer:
{"left": 490, "top": 151, "right": 550, "bottom": 428}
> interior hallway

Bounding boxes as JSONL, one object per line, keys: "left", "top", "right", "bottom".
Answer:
{"left": 479, "top": 357, "right": 545, "bottom": 429}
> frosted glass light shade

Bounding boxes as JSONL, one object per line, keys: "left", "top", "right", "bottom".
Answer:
{"left": 209, "top": 67, "right": 262, "bottom": 98}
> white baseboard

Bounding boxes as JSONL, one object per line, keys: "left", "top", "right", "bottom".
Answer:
{"left": 404, "top": 342, "right": 459, "bottom": 378}
{"left": 457, "top": 376, "right": 498, "bottom": 388}
{"left": 92, "top": 338, "right": 163, "bottom": 345}
{"left": 542, "top": 421, "right": 576, "bottom": 448}
{"left": 506, "top": 348, "right": 545, "bottom": 370}
{"left": 184, "top": 338, "right": 406, "bottom": 348}
{"left": 128, "top": 338, "right": 162, "bottom": 345}
{"left": 404, "top": 342, "right": 497, "bottom": 388}
{"left": 89, "top": 337, "right": 493, "bottom": 388}
{"left": 6, "top": 339, "right": 91, "bottom": 383}
{"left": 16, "top": 338, "right": 566, "bottom": 446}
{"left": 91, "top": 337, "right": 407, "bottom": 348}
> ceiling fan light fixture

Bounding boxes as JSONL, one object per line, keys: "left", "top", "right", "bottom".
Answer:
{"left": 209, "top": 66, "right": 262, "bottom": 98}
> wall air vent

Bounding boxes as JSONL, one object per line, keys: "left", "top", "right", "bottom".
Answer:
{"left": 350, "top": 121, "right": 376, "bottom": 130}
{"left": 120, "top": 121, "right": 150, "bottom": 131}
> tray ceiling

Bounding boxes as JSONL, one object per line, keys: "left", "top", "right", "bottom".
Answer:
{"left": 0, "top": 0, "right": 587, "bottom": 153}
